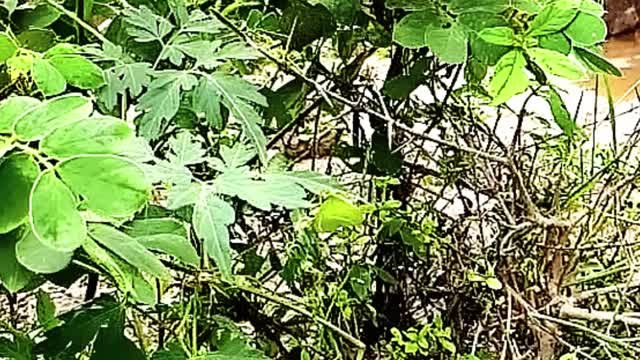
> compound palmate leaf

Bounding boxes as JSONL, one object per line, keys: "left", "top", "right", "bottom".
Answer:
{"left": 57, "top": 155, "right": 149, "bottom": 219}
{"left": 30, "top": 171, "right": 87, "bottom": 252}
{"left": 193, "top": 191, "right": 235, "bottom": 279}
{"left": 202, "top": 73, "right": 269, "bottom": 164}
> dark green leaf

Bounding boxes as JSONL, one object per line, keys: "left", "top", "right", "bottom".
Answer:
{"left": 574, "top": 46, "right": 622, "bottom": 76}
{"left": 546, "top": 87, "right": 575, "bottom": 136}
{"left": 0, "top": 33, "right": 17, "bottom": 62}
{"left": 0, "top": 230, "right": 34, "bottom": 293}
{"left": 36, "top": 289, "right": 60, "bottom": 330}
{"left": 0, "top": 154, "right": 39, "bottom": 234}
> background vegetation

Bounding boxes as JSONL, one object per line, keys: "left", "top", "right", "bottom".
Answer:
{"left": 0, "top": 0, "right": 636, "bottom": 359}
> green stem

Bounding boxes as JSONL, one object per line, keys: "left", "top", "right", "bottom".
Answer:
{"left": 14, "top": 143, "right": 54, "bottom": 170}
{"left": 234, "top": 282, "right": 366, "bottom": 349}
{"left": 44, "top": 0, "right": 109, "bottom": 44}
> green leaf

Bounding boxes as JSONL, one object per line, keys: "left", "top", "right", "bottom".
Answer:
{"left": 488, "top": 50, "right": 529, "bottom": 105}
{"left": 15, "top": 4, "right": 60, "bottom": 29}
{"left": 13, "top": 94, "right": 93, "bottom": 141}
{"left": 0, "top": 96, "right": 41, "bottom": 134}
{"left": 41, "top": 116, "right": 134, "bottom": 158}
{"left": 193, "top": 76, "right": 223, "bottom": 128}
{"left": 448, "top": 0, "right": 509, "bottom": 14}
{"left": 574, "top": 46, "right": 622, "bottom": 76}
{"left": 193, "top": 191, "right": 235, "bottom": 279}
{"left": 485, "top": 277, "right": 503, "bottom": 290}
{"left": 528, "top": 47, "right": 585, "bottom": 80}
{"left": 49, "top": 55, "right": 105, "bottom": 89}
{"left": 166, "top": 182, "right": 201, "bottom": 209}
{"left": 349, "top": 265, "right": 371, "bottom": 300}
{"left": 136, "top": 234, "right": 199, "bottom": 267}
{"left": 214, "top": 167, "right": 311, "bottom": 211}
{"left": 36, "top": 289, "right": 60, "bottom": 330}
{"left": 478, "top": 27, "right": 516, "bottom": 46}
{"left": 563, "top": 12, "right": 606, "bottom": 45}
{"left": 58, "top": 155, "right": 149, "bottom": 219}
{"left": 424, "top": 23, "right": 468, "bottom": 64}
{"left": 0, "top": 231, "right": 34, "bottom": 293}
{"left": 579, "top": 0, "right": 603, "bottom": 16}
{"left": 527, "top": 0, "right": 580, "bottom": 36}
{"left": 0, "top": 154, "right": 39, "bottom": 234}
{"left": 0, "top": 33, "right": 17, "bottom": 62}
{"left": 263, "top": 170, "right": 343, "bottom": 195}
{"left": 82, "top": 238, "right": 156, "bottom": 305}
{"left": 32, "top": 58, "right": 67, "bottom": 96}
{"left": 89, "top": 224, "right": 172, "bottom": 280}
{"left": 91, "top": 309, "right": 146, "bottom": 360}
{"left": 204, "top": 73, "right": 268, "bottom": 164}
{"left": 393, "top": 12, "right": 468, "bottom": 63}
{"left": 168, "top": 132, "right": 206, "bottom": 166}
{"left": 538, "top": 33, "right": 571, "bottom": 55}
{"left": 393, "top": 10, "right": 440, "bottom": 49}
{"left": 30, "top": 171, "right": 87, "bottom": 252}
{"left": 314, "top": 196, "right": 363, "bottom": 232}
{"left": 137, "top": 71, "right": 197, "bottom": 139}
{"left": 125, "top": 218, "right": 187, "bottom": 238}
{"left": 36, "top": 296, "right": 120, "bottom": 356}
{"left": 546, "top": 87, "right": 575, "bottom": 136}
{"left": 16, "top": 230, "right": 73, "bottom": 274}
{"left": 385, "top": 0, "right": 433, "bottom": 10}
{"left": 123, "top": 6, "right": 174, "bottom": 43}
{"left": 202, "top": 337, "right": 269, "bottom": 360}
{"left": 0, "top": 334, "right": 33, "bottom": 360}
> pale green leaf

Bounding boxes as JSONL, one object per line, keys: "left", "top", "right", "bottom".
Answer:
{"left": 32, "top": 58, "right": 67, "bottom": 96}
{"left": 14, "top": 94, "right": 93, "bottom": 141}
{"left": 0, "top": 96, "right": 41, "bottom": 134}
{"left": 0, "top": 154, "right": 39, "bottom": 234}
{"left": 201, "top": 337, "right": 269, "bottom": 360}
{"left": 528, "top": 47, "right": 585, "bottom": 80}
{"left": 488, "top": 50, "right": 529, "bottom": 105}
{"left": 16, "top": 230, "right": 73, "bottom": 274}
{"left": 41, "top": 116, "right": 134, "bottom": 158}
{"left": 168, "top": 132, "right": 206, "bottom": 166}
{"left": 393, "top": 10, "right": 440, "bottom": 48}
{"left": 485, "top": 277, "right": 503, "bottom": 290}
{"left": 89, "top": 223, "right": 172, "bottom": 280}
{"left": 123, "top": 6, "right": 174, "bottom": 43}
{"left": 167, "top": 182, "right": 201, "bottom": 210}
{"left": 30, "top": 171, "right": 87, "bottom": 252}
{"left": 193, "top": 191, "right": 235, "bottom": 279}
{"left": 263, "top": 170, "right": 343, "bottom": 195}
{"left": 314, "top": 196, "right": 363, "bottom": 232}
{"left": 49, "top": 55, "right": 105, "bottom": 89}
{"left": 57, "top": 155, "right": 149, "bottom": 219}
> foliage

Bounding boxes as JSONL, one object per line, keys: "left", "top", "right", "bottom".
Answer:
{"left": 0, "top": 0, "right": 634, "bottom": 360}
